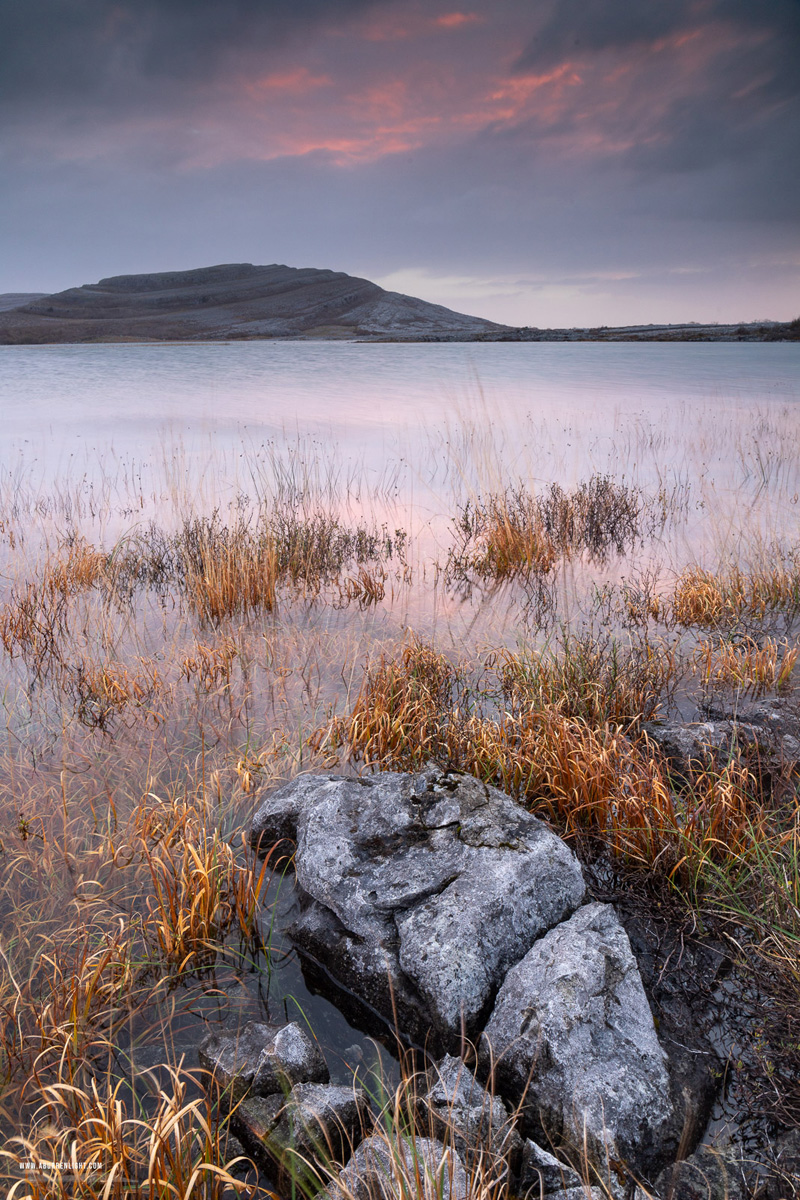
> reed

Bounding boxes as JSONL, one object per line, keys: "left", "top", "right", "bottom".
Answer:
{"left": 692, "top": 635, "right": 799, "bottom": 697}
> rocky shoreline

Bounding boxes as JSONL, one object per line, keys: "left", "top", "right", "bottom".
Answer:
{"left": 186, "top": 703, "right": 800, "bottom": 1199}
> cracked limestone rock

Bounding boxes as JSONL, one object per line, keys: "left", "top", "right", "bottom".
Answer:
{"left": 481, "top": 902, "right": 675, "bottom": 1178}
{"left": 249, "top": 766, "right": 585, "bottom": 1046}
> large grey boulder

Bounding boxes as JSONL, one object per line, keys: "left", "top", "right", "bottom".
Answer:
{"left": 198, "top": 1020, "right": 328, "bottom": 1106}
{"left": 420, "top": 1055, "right": 522, "bottom": 1170}
{"left": 325, "top": 1133, "right": 470, "bottom": 1200}
{"left": 480, "top": 902, "right": 675, "bottom": 1178}
{"left": 249, "top": 766, "right": 585, "bottom": 1047}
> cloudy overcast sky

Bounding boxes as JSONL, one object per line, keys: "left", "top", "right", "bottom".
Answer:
{"left": 2, "top": 0, "right": 798, "bottom": 325}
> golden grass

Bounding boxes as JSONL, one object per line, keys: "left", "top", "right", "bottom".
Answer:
{"left": 313, "top": 636, "right": 767, "bottom": 878}
{"left": 447, "top": 476, "right": 643, "bottom": 587}
{"left": 692, "top": 635, "right": 799, "bottom": 696}
{"left": 1, "top": 1065, "right": 252, "bottom": 1198}
{"left": 673, "top": 558, "right": 800, "bottom": 627}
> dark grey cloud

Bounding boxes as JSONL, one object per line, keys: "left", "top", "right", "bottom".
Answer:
{"left": 519, "top": 0, "right": 800, "bottom": 71}
{"left": 510, "top": 0, "right": 800, "bottom": 204}
{"left": 0, "top": 0, "right": 382, "bottom": 111}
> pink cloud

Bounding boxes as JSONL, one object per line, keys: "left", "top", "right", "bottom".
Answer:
{"left": 435, "top": 13, "right": 483, "bottom": 30}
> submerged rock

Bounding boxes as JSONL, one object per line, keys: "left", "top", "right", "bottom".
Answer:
{"left": 250, "top": 766, "right": 585, "bottom": 1047}
{"left": 480, "top": 902, "right": 675, "bottom": 1178}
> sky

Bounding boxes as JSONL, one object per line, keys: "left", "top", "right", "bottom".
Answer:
{"left": 2, "top": 0, "right": 799, "bottom": 327}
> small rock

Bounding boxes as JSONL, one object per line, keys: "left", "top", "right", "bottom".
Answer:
{"left": 545, "top": 1190, "right": 604, "bottom": 1200}
{"left": 421, "top": 1054, "right": 522, "bottom": 1169}
{"left": 518, "top": 1139, "right": 583, "bottom": 1194}
{"left": 253, "top": 1021, "right": 329, "bottom": 1094}
{"left": 481, "top": 902, "right": 675, "bottom": 1177}
{"left": 654, "top": 1145, "right": 747, "bottom": 1200}
{"left": 199, "top": 1022, "right": 281, "bottom": 1105}
{"left": 325, "top": 1133, "right": 470, "bottom": 1200}
{"left": 199, "top": 1020, "right": 329, "bottom": 1107}
{"left": 762, "top": 1128, "right": 800, "bottom": 1200}
{"left": 234, "top": 1082, "right": 368, "bottom": 1185}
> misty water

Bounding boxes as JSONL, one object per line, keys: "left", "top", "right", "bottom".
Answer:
{"left": 3, "top": 340, "right": 799, "bottom": 496}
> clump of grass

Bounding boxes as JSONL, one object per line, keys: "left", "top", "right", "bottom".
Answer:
{"left": 64, "top": 656, "right": 165, "bottom": 730}
{"left": 496, "top": 632, "right": 679, "bottom": 727}
{"left": 1, "top": 1065, "right": 252, "bottom": 1198}
{"left": 447, "top": 475, "right": 643, "bottom": 588}
{"left": 176, "top": 515, "right": 278, "bottom": 623}
{"left": 537, "top": 475, "right": 642, "bottom": 558}
{"left": 451, "top": 491, "right": 558, "bottom": 581}
{"left": 672, "top": 557, "right": 800, "bottom": 627}
{"left": 692, "top": 634, "right": 798, "bottom": 697}
{"left": 134, "top": 789, "right": 272, "bottom": 973}
{"left": 339, "top": 565, "right": 387, "bottom": 607}
{"left": 182, "top": 634, "right": 241, "bottom": 691}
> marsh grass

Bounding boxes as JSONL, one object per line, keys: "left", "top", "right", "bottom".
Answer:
{"left": 692, "top": 634, "right": 799, "bottom": 697}
{"left": 672, "top": 557, "right": 800, "bottom": 628}
{"left": 446, "top": 475, "right": 644, "bottom": 589}
{"left": 0, "top": 420, "right": 799, "bottom": 1189}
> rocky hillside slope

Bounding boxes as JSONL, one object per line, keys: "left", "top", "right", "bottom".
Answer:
{"left": 0, "top": 263, "right": 506, "bottom": 343}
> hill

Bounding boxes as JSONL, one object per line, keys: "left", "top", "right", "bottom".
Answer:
{"left": 0, "top": 264, "right": 506, "bottom": 343}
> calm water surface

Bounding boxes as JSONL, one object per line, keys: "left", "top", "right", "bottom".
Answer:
{"left": 2, "top": 341, "right": 799, "bottom": 496}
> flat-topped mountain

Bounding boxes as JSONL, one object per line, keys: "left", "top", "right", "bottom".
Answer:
{"left": 0, "top": 263, "right": 506, "bottom": 343}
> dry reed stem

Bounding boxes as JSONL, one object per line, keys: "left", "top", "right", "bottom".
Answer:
{"left": 692, "top": 635, "right": 798, "bottom": 696}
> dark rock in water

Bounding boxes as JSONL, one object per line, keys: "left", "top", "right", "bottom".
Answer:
{"left": 518, "top": 1139, "right": 583, "bottom": 1194}
{"left": 419, "top": 1054, "right": 522, "bottom": 1172}
{"left": 480, "top": 902, "right": 675, "bottom": 1179}
{"left": 250, "top": 765, "right": 586, "bottom": 1047}
{"left": 198, "top": 1020, "right": 328, "bottom": 1106}
{"left": 233, "top": 1082, "right": 368, "bottom": 1183}
{"left": 654, "top": 1145, "right": 747, "bottom": 1200}
{"left": 700, "top": 696, "right": 800, "bottom": 767}
{"left": 324, "top": 1133, "right": 470, "bottom": 1200}
{"left": 643, "top": 719, "right": 758, "bottom": 774}
{"left": 761, "top": 1128, "right": 800, "bottom": 1200}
